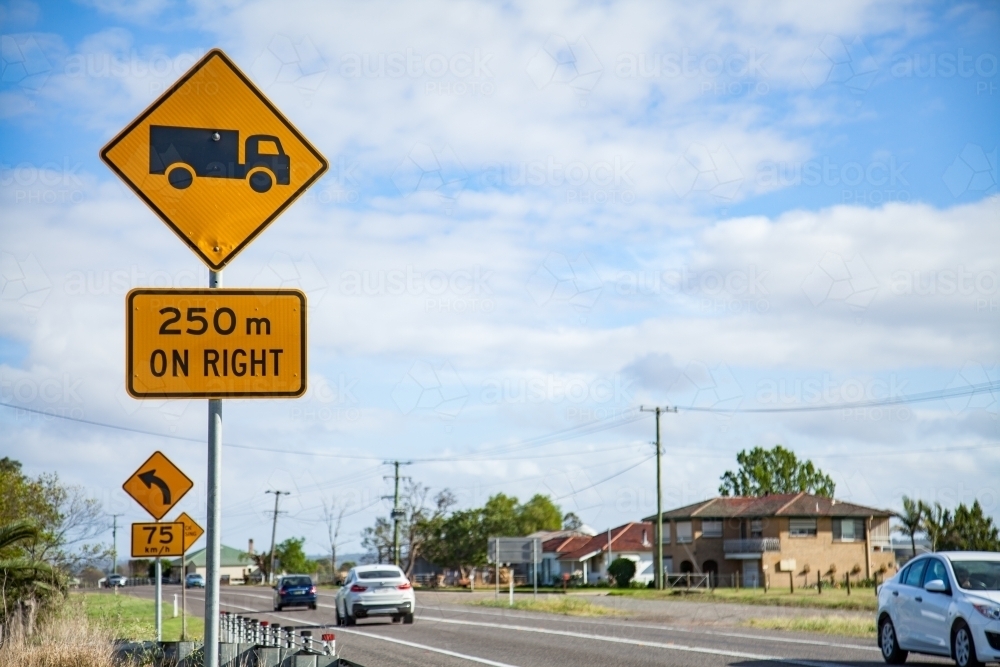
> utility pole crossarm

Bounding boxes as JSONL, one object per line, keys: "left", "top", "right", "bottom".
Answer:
{"left": 383, "top": 460, "right": 413, "bottom": 568}
{"left": 639, "top": 405, "right": 677, "bottom": 591}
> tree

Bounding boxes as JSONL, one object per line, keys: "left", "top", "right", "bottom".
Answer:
{"left": 718, "top": 445, "right": 835, "bottom": 497}
{"left": 895, "top": 496, "right": 923, "bottom": 557}
{"left": 402, "top": 487, "right": 456, "bottom": 577}
{"left": 920, "top": 501, "right": 952, "bottom": 552}
{"left": 940, "top": 501, "right": 999, "bottom": 551}
{"left": 321, "top": 496, "right": 349, "bottom": 580}
{"left": 607, "top": 557, "right": 636, "bottom": 588}
{"left": 361, "top": 517, "right": 394, "bottom": 564}
{"left": 562, "top": 513, "right": 583, "bottom": 531}
{"left": 0, "top": 520, "right": 66, "bottom": 633}
{"left": 516, "top": 495, "right": 562, "bottom": 534}
{"left": 274, "top": 537, "right": 314, "bottom": 574}
{"left": 0, "top": 460, "right": 106, "bottom": 570}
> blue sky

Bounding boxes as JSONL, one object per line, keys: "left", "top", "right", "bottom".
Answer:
{"left": 1, "top": 0, "right": 998, "bottom": 559}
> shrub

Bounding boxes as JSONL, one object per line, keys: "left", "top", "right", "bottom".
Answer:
{"left": 607, "top": 557, "right": 636, "bottom": 588}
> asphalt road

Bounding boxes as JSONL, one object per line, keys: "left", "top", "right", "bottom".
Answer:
{"left": 111, "top": 586, "right": 953, "bottom": 667}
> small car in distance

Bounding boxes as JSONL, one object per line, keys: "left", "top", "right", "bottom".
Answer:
{"left": 876, "top": 551, "right": 1000, "bottom": 667}
{"left": 273, "top": 575, "right": 317, "bottom": 611}
{"left": 185, "top": 573, "right": 205, "bottom": 588}
{"left": 335, "top": 564, "right": 415, "bottom": 626}
{"left": 105, "top": 574, "right": 127, "bottom": 588}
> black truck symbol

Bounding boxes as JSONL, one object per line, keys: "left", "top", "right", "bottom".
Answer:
{"left": 149, "top": 125, "right": 291, "bottom": 193}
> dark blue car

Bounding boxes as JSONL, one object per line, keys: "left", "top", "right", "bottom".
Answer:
{"left": 273, "top": 574, "right": 317, "bottom": 611}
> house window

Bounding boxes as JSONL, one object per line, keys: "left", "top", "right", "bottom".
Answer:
{"left": 788, "top": 518, "right": 817, "bottom": 537}
{"left": 661, "top": 523, "right": 671, "bottom": 543}
{"left": 701, "top": 520, "right": 722, "bottom": 538}
{"left": 834, "top": 518, "right": 865, "bottom": 542}
{"left": 750, "top": 519, "right": 763, "bottom": 538}
{"left": 676, "top": 521, "right": 693, "bottom": 543}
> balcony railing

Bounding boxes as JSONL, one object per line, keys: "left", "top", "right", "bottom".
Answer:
{"left": 724, "top": 538, "right": 781, "bottom": 553}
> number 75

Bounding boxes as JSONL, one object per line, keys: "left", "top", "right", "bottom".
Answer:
{"left": 143, "top": 525, "right": 175, "bottom": 545}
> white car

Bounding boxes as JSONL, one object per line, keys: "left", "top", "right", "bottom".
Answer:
{"left": 877, "top": 551, "right": 1000, "bottom": 667}
{"left": 334, "top": 564, "right": 415, "bottom": 626}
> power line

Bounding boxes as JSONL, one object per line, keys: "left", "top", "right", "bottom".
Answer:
{"left": 553, "top": 455, "right": 655, "bottom": 500}
{"left": 679, "top": 381, "right": 1000, "bottom": 414}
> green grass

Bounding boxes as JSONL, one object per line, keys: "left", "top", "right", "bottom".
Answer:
{"left": 605, "top": 586, "right": 878, "bottom": 611}
{"left": 71, "top": 591, "right": 204, "bottom": 641}
{"left": 744, "top": 615, "right": 877, "bottom": 638}
{"left": 471, "top": 596, "right": 626, "bottom": 617}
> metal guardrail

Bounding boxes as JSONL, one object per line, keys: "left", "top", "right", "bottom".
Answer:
{"left": 723, "top": 538, "right": 781, "bottom": 553}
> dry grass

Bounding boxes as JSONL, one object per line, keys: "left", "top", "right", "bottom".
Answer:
{"left": 472, "top": 596, "right": 626, "bottom": 617}
{"left": 0, "top": 603, "right": 116, "bottom": 667}
{"left": 744, "top": 615, "right": 877, "bottom": 638}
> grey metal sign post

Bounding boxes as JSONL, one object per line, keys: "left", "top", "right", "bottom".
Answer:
{"left": 204, "top": 269, "right": 222, "bottom": 667}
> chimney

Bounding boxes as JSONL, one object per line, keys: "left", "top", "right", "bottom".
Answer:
{"left": 248, "top": 538, "right": 254, "bottom": 555}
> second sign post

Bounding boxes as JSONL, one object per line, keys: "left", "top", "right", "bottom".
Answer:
{"left": 103, "top": 48, "right": 326, "bottom": 664}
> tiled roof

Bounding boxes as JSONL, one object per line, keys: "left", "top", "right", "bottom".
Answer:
{"left": 643, "top": 493, "right": 892, "bottom": 521}
{"left": 557, "top": 522, "right": 654, "bottom": 561}
{"left": 541, "top": 535, "right": 591, "bottom": 555}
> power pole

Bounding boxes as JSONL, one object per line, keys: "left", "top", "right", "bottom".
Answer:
{"left": 265, "top": 490, "right": 289, "bottom": 583}
{"left": 383, "top": 461, "right": 412, "bottom": 567}
{"left": 110, "top": 514, "right": 124, "bottom": 576}
{"left": 640, "top": 405, "right": 676, "bottom": 590}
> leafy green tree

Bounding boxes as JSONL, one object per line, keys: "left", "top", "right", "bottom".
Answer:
{"left": 718, "top": 445, "right": 835, "bottom": 497}
{"left": 920, "top": 501, "right": 952, "bottom": 552}
{"left": 0, "top": 520, "right": 66, "bottom": 631}
{"left": 895, "top": 496, "right": 923, "bottom": 557}
{"left": 607, "top": 557, "right": 636, "bottom": 588}
{"left": 940, "top": 501, "right": 999, "bottom": 551}
{"left": 275, "top": 537, "right": 314, "bottom": 574}
{"left": 517, "top": 495, "right": 562, "bottom": 534}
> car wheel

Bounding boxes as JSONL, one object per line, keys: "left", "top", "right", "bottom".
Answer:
{"left": 391, "top": 615, "right": 401, "bottom": 623}
{"left": 345, "top": 613, "right": 356, "bottom": 627}
{"left": 335, "top": 607, "right": 342, "bottom": 626}
{"left": 309, "top": 603, "right": 317, "bottom": 610}
{"left": 879, "top": 617, "right": 908, "bottom": 664}
{"left": 167, "top": 165, "right": 193, "bottom": 189}
{"left": 275, "top": 604, "right": 282, "bottom": 612}
{"left": 403, "top": 613, "right": 414, "bottom": 625}
{"left": 953, "top": 623, "right": 983, "bottom": 667}
{"left": 249, "top": 170, "right": 273, "bottom": 193}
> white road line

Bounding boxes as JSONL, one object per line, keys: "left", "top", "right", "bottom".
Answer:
{"left": 413, "top": 603, "right": 878, "bottom": 652}
{"left": 421, "top": 616, "right": 780, "bottom": 660}
{"left": 336, "top": 629, "right": 521, "bottom": 667}
{"left": 164, "top": 593, "right": 521, "bottom": 667}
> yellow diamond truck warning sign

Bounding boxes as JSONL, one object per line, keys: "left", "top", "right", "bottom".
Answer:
{"left": 123, "top": 451, "right": 194, "bottom": 520}
{"left": 100, "top": 49, "right": 327, "bottom": 271}
{"left": 127, "top": 288, "right": 306, "bottom": 398}
{"left": 132, "top": 522, "right": 185, "bottom": 558}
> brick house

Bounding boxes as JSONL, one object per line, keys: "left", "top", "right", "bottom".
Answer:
{"left": 541, "top": 522, "right": 655, "bottom": 586}
{"left": 644, "top": 493, "right": 895, "bottom": 587}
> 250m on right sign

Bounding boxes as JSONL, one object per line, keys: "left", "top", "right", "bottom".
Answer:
{"left": 126, "top": 288, "right": 306, "bottom": 398}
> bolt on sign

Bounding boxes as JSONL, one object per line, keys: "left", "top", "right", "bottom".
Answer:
{"left": 100, "top": 49, "right": 328, "bottom": 271}
{"left": 126, "top": 288, "right": 306, "bottom": 398}
{"left": 132, "top": 522, "right": 186, "bottom": 558}
{"left": 174, "top": 512, "right": 204, "bottom": 552}
{"left": 123, "top": 451, "right": 194, "bottom": 520}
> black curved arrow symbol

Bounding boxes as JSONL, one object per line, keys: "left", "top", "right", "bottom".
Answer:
{"left": 138, "top": 470, "right": 171, "bottom": 505}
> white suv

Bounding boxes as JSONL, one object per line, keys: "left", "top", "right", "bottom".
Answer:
{"left": 335, "top": 564, "right": 415, "bottom": 626}
{"left": 877, "top": 551, "right": 1000, "bottom": 667}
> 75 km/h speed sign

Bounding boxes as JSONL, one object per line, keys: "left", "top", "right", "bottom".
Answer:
{"left": 132, "top": 522, "right": 185, "bottom": 558}
{"left": 126, "top": 288, "right": 306, "bottom": 398}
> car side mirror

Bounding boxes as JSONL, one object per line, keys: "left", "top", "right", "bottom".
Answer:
{"left": 924, "top": 578, "right": 948, "bottom": 593}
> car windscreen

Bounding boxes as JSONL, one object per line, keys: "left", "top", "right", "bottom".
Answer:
{"left": 357, "top": 570, "right": 402, "bottom": 580}
{"left": 950, "top": 560, "right": 1000, "bottom": 591}
{"left": 281, "top": 576, "right": 312, "bottom": 587}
